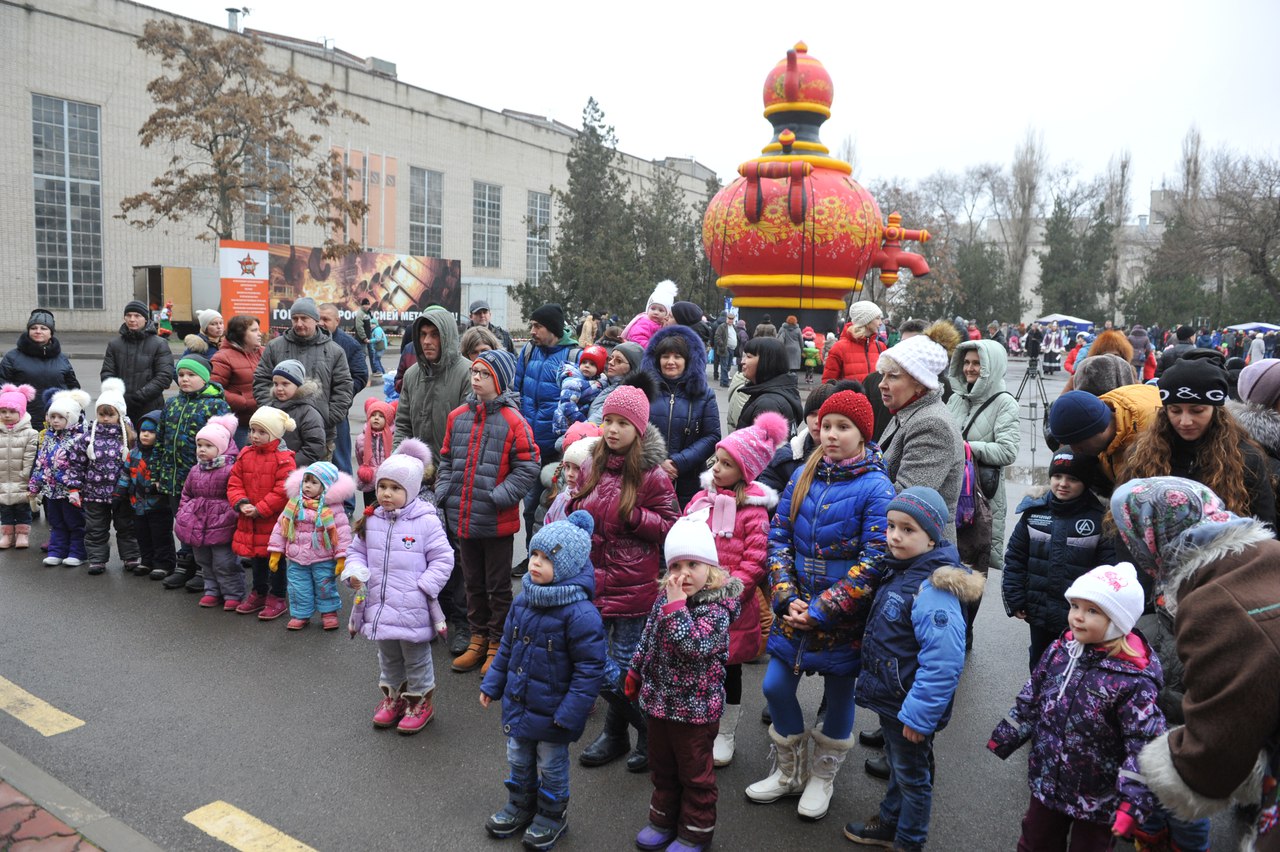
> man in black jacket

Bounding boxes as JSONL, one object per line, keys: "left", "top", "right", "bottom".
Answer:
{"left": 101, "top": 300, "right": 175, "bottom": 427}
{"left": 1157, "top": 325, "right": 1197, "bottom": 377}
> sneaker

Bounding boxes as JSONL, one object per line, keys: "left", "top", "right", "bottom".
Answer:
{"left": 397, "top": 693, "right": 434, "bottom": 734}
{"left": 321, "top": 612, "right": 340, "bottom": 631}
{"left": 62, "top": 557, "right": 82, "bottom": 568}
{"left": 223, "top": 599, "right": 240, "bottom": 611}
{"left": 843, "top": 815, "right": 897, "bottom": 847}
{"left": 149, "top": 567, "right": 168, "bottom": 581}
{"left": 86, "top": 563, "right": 107, "bottom": 575}
{"left": 43, "top": 555, "right": 63, "bottom": 566}
{"left": 198, "top": 595, "right": 222, "bottom": 608}
{"left": 237, "top": 591, "right": 266, "bottom": 614}
{"left": 286, "top": 617, "right": 309, "bottom": 630}
{"left": 258, "top": 594, "right": 288, "bottom": 620}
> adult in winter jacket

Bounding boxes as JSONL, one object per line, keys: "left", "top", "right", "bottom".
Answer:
{"left": 946, "top": 339, "right": 1020, "bottom": 570}
{"left": 1112, "top": 477, "right": 1280, "bottom": 852}
{"left": 730, "top": 337, "right": 803, "bottom": 433}
{"left": 394, "top": 308, "right": 471, "bottom": 461}
{"left": 180, "top": 309, "right": 225, "bottom": 359}
{"left": 1157, "top": 326, "right": 1197, "bottom": 377}
{"left": 1, "top": 310, "right": 78, "bottom": 429}
{"left": 466, "top": 300, "right": 516, "bottom": 353}
{"left": 1127, "top": 324, "right": 1157, "bottom": 380}
{"left": 711, "top": 312, "right": 737, "bottom": 387}
{"left": 101, "top": 301, "right": 175, "bottom": 427}
{"left": 252, "top": 298, "right": 353, "bottom": 448}
{"left": 1229, "top": 358, "right": 1280, "bottom": 487}
{"left": 641, "top": 325, "right": 720, "bottom": 508}
{"left": 210, "top": 315, "right": 263, "bottom": 447}
{"left": 778, "top": 316, "right": 803, "bottom": 372}
{"left": 823, "top": 301, "right": 885, "bottom": 383}
{"left": 1048, "top": 385, "right": 1163, "bottom": 487}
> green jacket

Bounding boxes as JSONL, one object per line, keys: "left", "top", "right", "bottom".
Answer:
{"left": 394, "top": 309, "right": 472, "bottom": 461}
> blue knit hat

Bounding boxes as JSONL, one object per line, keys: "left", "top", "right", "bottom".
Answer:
{"left": 528, "top": 510, "right": 594, "bottom": 583}
{"left": 475, "top": 349, "right": 516, "bottom": 395}
{"left": 1048, "top": 390, "right": 1113, "bottom": 445}
{"left": 139, "top": 409, "right": 163, "bottom": 432}
{"left": 887, "top": 486, "right": 948, "bottom": 544}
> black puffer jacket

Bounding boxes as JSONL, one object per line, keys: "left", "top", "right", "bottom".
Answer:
{"left": 0, "top": 334, "right": 79, "bottom": 429}
{"left": 100, "top": 320, "right": 175, "bottom": 426}
{"left": 731, "top": 370, "right": 803, "bottom": 432}
{"left": 1168, "top": 432, "right": 1276, "bottom": 528}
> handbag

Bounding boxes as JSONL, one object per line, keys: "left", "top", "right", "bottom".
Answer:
{"left": 955, "top": 442, "right": 994, "bottom": 570}
{"left": 963, "top": 391, "right": 1012, "bottom": 500}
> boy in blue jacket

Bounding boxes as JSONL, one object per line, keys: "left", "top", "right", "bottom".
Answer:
{"left": 479, "top": 511, "right": 606, "bottom": 852}
{"left": 845, "top": 487, "right": 984, "bottom": 851}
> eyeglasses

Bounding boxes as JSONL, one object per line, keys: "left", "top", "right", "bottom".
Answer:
{"left": 469, "top": 368, "right": 492, "bottom": 378}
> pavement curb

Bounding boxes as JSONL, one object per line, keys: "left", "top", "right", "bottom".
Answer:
{"left": 0, "top": 741, "right": 166, "bottom": 852}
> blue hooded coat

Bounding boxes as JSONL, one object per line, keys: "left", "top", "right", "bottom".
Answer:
{"left": 641, "top": 324, "right": 721, "bottom": 507}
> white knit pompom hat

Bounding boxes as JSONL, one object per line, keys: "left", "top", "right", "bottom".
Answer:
{"left": 880, "top": 334, "right": 948, "bottom": 391}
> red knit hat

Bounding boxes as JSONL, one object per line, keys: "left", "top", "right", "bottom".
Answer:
{"left": 579, "top": 345, "right": 607, "bottom": 374}
{"left": 817, "top": 390, "right": 874, "bottom": 442}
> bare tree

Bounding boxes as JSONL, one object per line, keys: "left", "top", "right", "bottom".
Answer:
{"left": 978, "top": 129, "right": 1047, "bottom": 306}
{"left": 1105, "top": 150, "right": 1132, "bottom": 320}
{"left": 836, "top": 134, "right": 858, "bottom": 175}
{"left": 1181, "top": 125, "right": 1203, "bottom": 203}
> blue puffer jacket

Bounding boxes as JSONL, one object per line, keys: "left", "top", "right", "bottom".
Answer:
{"left": 856, "top": 543, "right": 984, "bottom": 734}
{"left": 480, "top": 570, "right": 607, "bottom": 743}
{"left": 516, "top": 331, "right": 578, "bottom": 459}
{"left": 642, "top": 325, "right": 721, "bottom": 507}
{"left": 767, "top": 446, "right": 895, "bottom": 677}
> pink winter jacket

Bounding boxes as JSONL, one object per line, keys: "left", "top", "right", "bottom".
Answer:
{"left": 622, "top": 314, "right": 663, "bottom": 350}
{"left": 685, "top": 470, "right": 778, "bottom": 664}
{"left": 267, "top": 468, "right": 353, "bottom": 566}
{"left": 174, "top": 451, "right": 239, "bottom": 548}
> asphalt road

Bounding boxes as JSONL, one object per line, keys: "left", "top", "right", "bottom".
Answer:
{"left": 0, "top": 352, "right": 1148, "bottom": 851}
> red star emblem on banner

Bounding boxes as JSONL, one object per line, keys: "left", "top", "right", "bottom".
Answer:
{"left": 238, "top": 254, "right": 259, "bottom": 276}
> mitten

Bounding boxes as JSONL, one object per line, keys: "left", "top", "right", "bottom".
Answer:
{"left": 269, "top": 552, "right": 281, "bottom": 572}
{"left": 623, "top": 669, "right": 641, "bottom": 701}
{"left": 68, "top": 490, "right": 81, "bottom": 508}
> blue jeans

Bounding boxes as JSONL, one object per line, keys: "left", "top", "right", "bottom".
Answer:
{"left": 367, "top": 342, "right": 384, "bottom": 373}
{"left": 601, "top": 615, "right": 646, "bottom": 685}
{"left": 878, "top": 713, "right": 935, "bottom": 851}
{"left": 507, "top": 737, "right": 570, "bottom": 801}
{"left": 761, "top": 657, "right": 856, "bottom": 738}
{"left": 286, "top": 559, "right": 340, "bottom": 618}
{"left": 0, "top": 502, "right": 32, "bottom": 525}
{"left": 717, "top": 350, "right": 731, "bottom": 386}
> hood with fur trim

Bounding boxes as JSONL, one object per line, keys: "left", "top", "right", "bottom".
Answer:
{"left": 1228, "top": 400, "right": 1280, "bottom": 456}
{"left": 1158, "top": 517, "right": 1273, "bottom": 615}
{"left": 283, "top": 467, "right": 356, "bottom": 504}
{"left": 688, "top": 574, "right": 744, "bottom": 608}
{"left": 636, "top": 423, "right": 668, "bottom": 472}
{"left": 696, "top": 468, "right": 780, "bottom": 509}
{"left": 641, "top": 323, "right": 710, "bottom": 398}
{"left": 927, "top": 565, "right": 987, "bottom": 603}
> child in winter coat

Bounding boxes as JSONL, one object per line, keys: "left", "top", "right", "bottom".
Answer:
{"left": 683, "top": 411, "right": 787, "bottom": 767}
{"left": 1003, "top": 450, "right": 1118, "bottom": 671}
{"left": 31, "top": 389, "right": 90, "bottom": 567}
{"left": 342, "top": 440, "right": 454, "bottom": 735}
{"left": 227, "top": 407, "right": 297, "bottom": 619}
{"left": 0, "top": 384, "right": 38, "bottom": 549}
{"left": 844, "top": 487, "right": 984, "bottom": 850}
{"left": 269, "top": 461, "right": 354, "bottom": 631}
{"left": 354, "top": 398, "right": 396, "bottom": 510}
{"left": 628, "top": 513, "right": 742, "bottom": 852}
{"left": 543, "top": 424, "right": 600, "bottom": 527}
{"left": 479, "top": 511, "right": 607, "bottom": 851}
{"left": 989, "top": 562, "right": 1165, "bottom": 849}
{"left": 174, "top": 414, "right": 242, "bottom": 608}
{"left": 553, "top": 344, "right": 606, "bottom": 436}
{"left": 746, "top": 390, "right": 894, "bottom": 821}
{"left": 437, "top": 349, "right": 541, "bottom": 676}
{"left": 622, "top": 281, "right": 676, "bottom": 350}
{"left": 66, "top": 379, "right": 140, "bottom": 575}
{"left": 118, "top": 410, "right": 174, "bottom": 580}
{"left": 569, "top": 384, "right": 680, "bottom": 773}
{"left": 801, "top": 329, "right": 821, "bottom": 386}
{"left": 267, "top": 359, "right": 327, "bottom": 468}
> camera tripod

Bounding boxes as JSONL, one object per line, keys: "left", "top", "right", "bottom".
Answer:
{"left": 1014, "top": 355, "right": 1052, "bottom": 464}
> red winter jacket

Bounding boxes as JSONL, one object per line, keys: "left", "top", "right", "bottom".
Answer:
{"left": 571, "top": 425, "right": 679, "bottom": 618}
{"left": 822, "top": 327, "right": 886, "bottom": 383}
{"left": 226, "top": 440, "right": 296, "bottom": 558}
{"left": 210, "top": 339, "right": 262, "bottom": 432}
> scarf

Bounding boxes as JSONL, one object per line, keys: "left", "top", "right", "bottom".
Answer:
{"left": 521, "top": 574, "right": 590, "bottom": 608}
{"left": 686, "top": 488, "right": 738, "bottom": 537}
{"left": 1111, "top": 476, "right": 1239, "bottom": 580}
{"left": 279, "top": 496, "right": 339, "bottom": 551}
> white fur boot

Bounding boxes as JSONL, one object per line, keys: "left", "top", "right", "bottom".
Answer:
{"left": 745, "top": 725, "right": 809, "bottom": 803}
{"left": 797, "top": 728, "right": 854, "bottom": 820}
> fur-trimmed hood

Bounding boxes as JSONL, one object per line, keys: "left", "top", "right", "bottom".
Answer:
{"left": 928, "top": 565, "right": 986, "bottom": 602}
{"left": 642, "top": 324, "right": 710, "bottom": 398}
{"left": 1140, "top": 734, "right": 1265, "bottom": 827}
{"left": 696, "top": 468, "right": 780, "bottom": 509}
{"left": 636, "top": 423, "right": 668, "bottom": 471}
{"left": 182, "top": 333, "right": 210, "bottom": 354}
{"left": 688, "top": 574, "right": 744, "bottom": 607}
{"left": 1160, "top": 518, "right": 1274, "bottom": 615}
{"left": 283, "top": 467, "right": 356, "bottom": 504}
{"left": 1228, "top": 399, "right": 1280, "bottom": 455}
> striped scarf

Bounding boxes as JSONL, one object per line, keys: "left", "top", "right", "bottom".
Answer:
{"left": 279, "top": 497, "right": 339, "bottom": 551}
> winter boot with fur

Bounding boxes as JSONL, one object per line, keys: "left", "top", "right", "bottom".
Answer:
{"left": 521, "top": 789, "right": 568, "bottom": 851}
{"left": 372, "top": 683, "right": 406, "bottom": 728}
{"left": 13, "top": 525, "right": 30, "bottom": 549}
{"left": 485, "top": 780, "right": 537, "bottom": 839}
{"left": 797, "top": 728, "right": 855, "bottom": 820}
{"left": 578, "top": 704, "right": 630, "bottom": 767}
{"left": 0, "top": 525, "right": 14, "bottom": 548}
{"left": 452, "top": 635, "right": 487, "bottom": 672}
{"left": 713, "top": 703, "right": 742, "bottom": 767}
{"left": 745, "top": 726, "right": 810, "bottom": 803}
{"left": 397, "top": 689, "right": 434, "bottom": 734}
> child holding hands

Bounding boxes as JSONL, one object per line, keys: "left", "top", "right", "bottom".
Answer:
{"left": 31, "top": 389, "right": 91, "bottom": 567}
{"left": 227, "top": 407, "right": 297, "bottom": 618}
{"left": 479, "top": 511, "right": 607, "bottom": 851}
{"left": 269, "top": 461, "right": 354, "bottom": 631}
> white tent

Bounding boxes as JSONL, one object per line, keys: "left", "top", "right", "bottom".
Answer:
{"left": 1035, "top": 313, "right": 1094, "bottom": 326}
{"left": 1226, "top": 322, "right": 1280, "bottom": 333}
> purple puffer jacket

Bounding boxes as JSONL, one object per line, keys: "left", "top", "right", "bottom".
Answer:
{"left": 174, "top": 450, "right": 240, "bottom": 547}
{"left": 989, "top": 630, "right": 1166, "bottom": 826}
{"left": 65, "top": 421, "right": 130, "bottom": 503}
{"left": 631, "top": 578, "right": 742, "bottom": 725}
{"left": 341, "top": 496, "right": 454, "bottom": 643}
{"left": 571, "top": 424, "right": 679, "bottom": 618}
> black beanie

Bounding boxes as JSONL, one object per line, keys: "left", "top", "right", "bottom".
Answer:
{"left": 530, "top": 304, "right": 565, "bottom": 339}
{"left": 1175, "top": 325, "right": 1194, "bottom": 341}
{"left": 123, "top": 300, "right": 150, "bottom": 318}
{"left": 671, "top": 301, "right": 704, "bottom": 327}
{"left": 1158, "top": 349, "right": 1229, "bottom": 405}
{"left": 1049, "top": 449, "right": 1100, "bottom": 485}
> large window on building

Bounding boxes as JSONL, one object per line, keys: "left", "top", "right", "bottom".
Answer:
{"left": 244, "top": 145, "right": 291, "bottom": 244}
{"left": 32, "top": 94, "right": 104, "bottom": 310}
{"left": 409, "top": 167, "right": 443, "bottom": 258}
{"left": 473, "top": 181, "right": 502, "bottom": 268}
{"left": 526, "top": 190, "right": 551, "bottom": 287}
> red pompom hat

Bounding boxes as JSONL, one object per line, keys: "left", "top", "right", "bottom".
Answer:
{"left": 817, "top": 390, "right": 873, "bottom": 442}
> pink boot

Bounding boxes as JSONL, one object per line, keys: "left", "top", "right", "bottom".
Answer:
{"left": 258, "top": 594, "right": 288, "bottom": 620}
{"left": 236, "top": 590, "right": 266, "bottom": 614}
{"left": 198, "top": 595, "right": 222, "bottom": 608}
{"left": 14, "top": 525, "right": 30, "bottom": 549}
{"left": 0, "top": 525, "right": 13, "bottom": 548}
{"left": 397, "top": 690, "right": 435, "bottom": 735}
{"left": 373, "top": 684, "right": 406, "bottom": 728}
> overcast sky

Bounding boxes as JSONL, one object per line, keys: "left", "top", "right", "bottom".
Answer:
{"left": 152, "top": 0, "right": 1279, "bottom": 220}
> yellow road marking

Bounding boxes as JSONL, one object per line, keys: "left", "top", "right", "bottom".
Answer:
{"left": 0, "top": 675, "right": 84, "bottom": 736}
{"left": 184, "top": 802, "right": 317, "bottom": 852}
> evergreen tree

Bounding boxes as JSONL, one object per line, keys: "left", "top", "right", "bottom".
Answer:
{"left": 634, "top": 167, "right": 697, "bottom": 294}
{"left": 1036, "top": 198, "right": 1111, "bottom": 319}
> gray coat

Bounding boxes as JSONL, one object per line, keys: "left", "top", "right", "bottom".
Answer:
{"left": 394, "top": 311, "right": 472, "bottom": 461}
{"left": 779, "top": 322, "right": 803, "bottom": 371}
{"left": 252, "top": 326, "right": 353, "bottom": 447}
{"left": 947, "top": 339, "right": 1020, "bottom": 570}
{"left": 880, "top": 388, "right": 965, "bottom": 542}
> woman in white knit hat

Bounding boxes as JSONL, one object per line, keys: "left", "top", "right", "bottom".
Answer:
{"left": 823, "top": 301, "right": 885, "bottom": 383}
{"left": 182, "top": 309, "right": 225, "bottom": 358}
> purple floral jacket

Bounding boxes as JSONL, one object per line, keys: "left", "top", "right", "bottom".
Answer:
{"left": 28, "top": 425, "right": 81, "bottom": 500}
{"left": 65, "top": 422, "right": 130, "bottom": 503}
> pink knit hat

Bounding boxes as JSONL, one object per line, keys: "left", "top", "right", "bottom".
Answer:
{"left": 716, "top": 411, "right": 789, "bottom": 483}
{"left": 0, "top": 384, "right": 35, "bottom": 417}
{"left": 601, "top": 385, "right": 650, "bottom": 434}
{"left": 195, "top": 413, "right": 239, "bottom": 456}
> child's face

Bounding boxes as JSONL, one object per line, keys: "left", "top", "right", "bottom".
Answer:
{"left": 0, "top": 408, "right": 19, "bottom": 426}
{"left": 646, "top": 303, "right": 669, "bottom": 324}
{"left": 1067, "top": 598, "right": 1112, "bottom": 644}
{"left": 97, "top": 406, "right": 119, "bottom": 425}
{"left": 710, "top": 448, "right": 742, "bottom": 491}
{"left": 528, "top": 550, "right": 555, "bottom": 585}
{"left": 139, "top": 429, "right": 157, "bottom": 447}
{"left": 368, "top": 412, "right": 386, "bottom": 431}
{"left": 667, "top": 559, "right": 712, "bottom": 597}
{"left": 376, "top": 478, "right": 408, "bottom": 511}
{"left": 1050, "top": 473, "right": 1086, "bottom": 502}
{"left": 469, "top": 363, "right": 498, "bottom": 401}
{"left": 579, "top": 360, "right": 599, "bottom": 379}
{"left": 176, "top": 368, "right": 206, "bottom": 394}
{"left": 301, "top": 475, "right": 323, "bottom": 500}
{"left": 248, "top": 424, "right": 271, "bottom": 446}
{"left": 886, "top": 510, "right": 936, "bottom": 560}
{"left": 195, "top": 438, "right": 218, "bottom": 463}
{"left": 272, "top": 376, "right": 298, "bottom": 401}
{"left": 46, "top": 412, "right": 67, "bottom": 431}
{"left": 821, "top": 413, "right": 865, "bottom": 461}
{"left": 562, "top": 461, "right": 581, "bottom": 492}
{"left": 602, "top": 414, "right": 639, "bottom": 454}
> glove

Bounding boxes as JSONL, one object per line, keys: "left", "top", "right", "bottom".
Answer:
{"left": 1111, "top": 809, "right": 1136, "bottom": 839}
{"left": 269, "top": 552, "right": 281, "bottom": 572}
{"left": 623, "top": 669, "right": 641, "bottom": 701}
{"left": 335, "top": 557, "right": 345, "bottom": 576}
{"left": 68, "top": 491, "right": 81, "bottom": 508}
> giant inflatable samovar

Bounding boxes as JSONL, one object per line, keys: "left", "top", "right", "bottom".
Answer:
{"left": 703, "top": 42, "right": 930, "bottom": 331}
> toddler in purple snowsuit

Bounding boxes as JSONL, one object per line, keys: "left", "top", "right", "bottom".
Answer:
{"left": 174, "top": 414, "right": 242, "bottom": 608}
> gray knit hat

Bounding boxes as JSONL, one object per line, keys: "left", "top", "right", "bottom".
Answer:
{"left": 290, "top": 297, "right": 320, "bottom": 321}
{"left": 272, "top": 359, "right": 307, "bottom": 387}
{"left": 27, "top": 309, "right": 55, "bottom": 331}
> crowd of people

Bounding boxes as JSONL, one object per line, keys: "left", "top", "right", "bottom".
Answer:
{"left": 2, "top": 289, "right": 1279, "bottom": 852}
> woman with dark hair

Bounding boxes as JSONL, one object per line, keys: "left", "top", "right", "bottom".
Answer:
{"left": 641, "top": 325, "right": 720, "bottom": 507}
{"left": 728, "top": 337, "right": 802, "bottom": 432}
{"left": 210, "top": 314, "right": 264, "bottom": 449}
{"left": 0, "top": 309, "right": 78, "bottom": 430}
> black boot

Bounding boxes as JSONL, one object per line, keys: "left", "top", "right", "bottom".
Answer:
{"left": 578, "top": 705, "right": 630, "bottom": 767}
{"left": 485, "top": 780, "right": 536, "bottom": 838}
{"left": 511, "top": 556, "right": 529, "bottom": 579}
{"left": 626, "top": 721, "right": 648, "bottom": 774}
{"left": 864, "top": 753, "right": 890, "bottom": 780}
{"left": 859, "top": 727, "right": 885, "bottom": 749}
{"left": 448, "top": 620, "right": 471, "bottom": 657}
{"left": 521, "top": 789, "right": 568, "bottom": 851}
{"left": 162, "top": 551, "right": 196, "bottom": 590}
{"left": 600, "top": 684, "right": 649, "bottom": 773}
